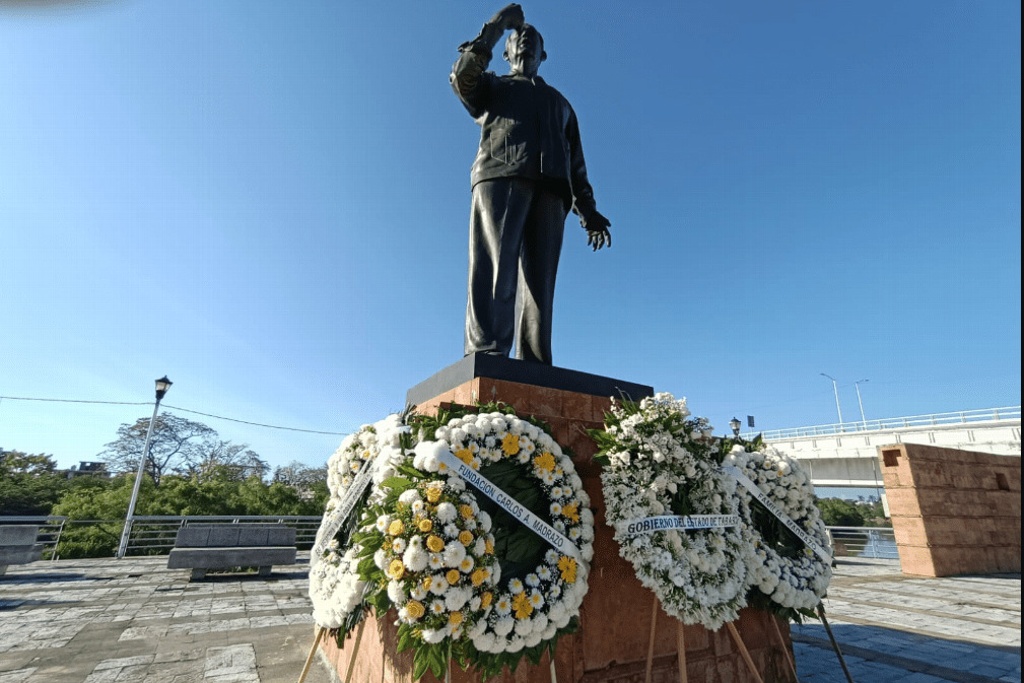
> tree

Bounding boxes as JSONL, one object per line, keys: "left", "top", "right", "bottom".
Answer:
{"left": 816, "top": 497, "right": 865, "bottom": 527}
{"left": 0, "top": 449, "right": 69, "bottom": 515}
{"left": 184, "top": 441, "right": 269, "bottom": 482}
{"left": 98, "top": 414, "right": 261, "bottom": 486}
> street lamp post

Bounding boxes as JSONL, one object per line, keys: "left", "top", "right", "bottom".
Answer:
{"left": 820, "top": 373, "right": 844, "bottom": 429}
{"left": 729, "top": 417, "right": 742, "bottom": 437}
{"left": 854, "top": 379, "right": 869, "bottom": 428}
{"left": 117, "top": 376, "right": 172, "bottom": 559}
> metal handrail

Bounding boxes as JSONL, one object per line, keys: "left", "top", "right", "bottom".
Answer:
{"left": 0, "top": 516, "right": 67, "bottom": 560}
{"left": 746, "top": 406, "right": 1021, "bottom": 441}
{"left": 826, "top": 525, "right": 898, "bottom": 559}
{"left": 119, "top": 515, "right": 324, "bottom": 556}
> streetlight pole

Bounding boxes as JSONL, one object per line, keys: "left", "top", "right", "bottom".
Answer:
{"left": 854, "top": 379, "right": 869, "bottom": 428}
{"left": 729, "top": 417, "right": 741, "bottom": 437}
{"left": 820, "top": 373, "right": 844, "bottom": 429}
{"left": 117, "top": 376, "right": 172, "bottom": 559}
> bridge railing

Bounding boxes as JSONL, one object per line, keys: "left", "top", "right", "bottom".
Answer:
{"left": 747, "top": 406, "right": 1021, "bottom": 441}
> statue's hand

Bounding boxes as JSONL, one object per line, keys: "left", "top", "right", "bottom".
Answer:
{"left": 490, "top": 3, "right": 525, "bottom": 31}
{"left": 584, "top": 212, "right": 612, "bottom": 251}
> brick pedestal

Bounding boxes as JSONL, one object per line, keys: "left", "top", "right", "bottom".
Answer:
{"left": 321, "top": 356, "right": 796, "bottom": 682}
{"left": 881, "top": 442, "right": 1021, "bottom": 577}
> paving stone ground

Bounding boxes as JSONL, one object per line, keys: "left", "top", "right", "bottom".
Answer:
{"left": 0, "top": 555, "right": 1019, "bottom": 682}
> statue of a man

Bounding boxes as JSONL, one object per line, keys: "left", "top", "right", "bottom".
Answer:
{"left": 451, "top": 3, "right": 611, "bottom": 365}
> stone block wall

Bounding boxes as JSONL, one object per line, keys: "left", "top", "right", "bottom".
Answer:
{"left": 880, "top": 442, "right": 1021, "bottom": 577}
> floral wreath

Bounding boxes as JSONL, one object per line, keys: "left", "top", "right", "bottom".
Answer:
{"left": 723, "top": 444, "right": 832, "bottom": 618}
{"left": 355, "top": 475, "right": 500, "bottom": 680}
{"left": 356, "top": 406, "right": 594, "bottom": 679}
{"left": 593, "top": 393, "right": 756, "bottom": 631}
{"left": 309, "top": 415, "right": 407, "bottom": 631}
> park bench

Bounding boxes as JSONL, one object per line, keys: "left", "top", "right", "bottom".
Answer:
{"left": 167, "top": 524, "right": 297, "bottom": 581}
{"left": 0, "top": 525, "right": 43, "bottom": 576}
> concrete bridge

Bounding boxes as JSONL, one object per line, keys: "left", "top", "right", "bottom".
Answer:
{"left": 743, "top": 407, "right": 1021, "bottom": 489}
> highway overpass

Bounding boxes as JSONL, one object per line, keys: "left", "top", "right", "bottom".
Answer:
{"left": 744, "top": 407, "right": 1021, "bottom": 489}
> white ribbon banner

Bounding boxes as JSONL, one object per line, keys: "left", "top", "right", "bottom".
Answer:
{"left": 618, "top": 514, "right": 741, "bottom": 537}
{"left": 312, "top": 458, "right": 376, "bottom": 558}
{"left": 437, "top": 449, "right": 582, "bottom": 561}
{"left": 721, "top": 465, "right": 833, "bottom": 563}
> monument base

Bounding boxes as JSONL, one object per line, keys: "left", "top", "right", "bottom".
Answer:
{"left": 321, "top": 357, "right": 796, "bottom": 682}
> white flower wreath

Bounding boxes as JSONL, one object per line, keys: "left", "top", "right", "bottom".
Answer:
{"left": 414, "top": 411, "right": 595, "bottom": 656}
{"left": 309, "top": 415, "right": 408, "bottom": 629}
{"left": 723, "top": 445, "right": 832, "bottom": 612}
{"left": 364, "top": 477, "right": 500, "bottom": 646}
{"left": 596, "top": 393, "right": 757, "bottom": 631}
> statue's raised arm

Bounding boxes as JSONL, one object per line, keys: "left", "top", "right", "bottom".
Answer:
{"left": 452, "top": 4, "right": 611, "bottom": 366}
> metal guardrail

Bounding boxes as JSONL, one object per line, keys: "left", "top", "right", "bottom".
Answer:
{"left": 746, "top": 406, "right": 1021, "bottom": 441}
{"left": 826, "top": 526, "right": 898, "bottom": 559}
{"left": 5, "top": 516, "right": 900, "bottom": 562}
{"left": 123, "top": 515, "right": 323, "bottom": 556}
{"left": 0, "top": 516, "right": 67, "bottom": 560}
{"left": 0, "top": 515, "right": 323, "bottom": 559}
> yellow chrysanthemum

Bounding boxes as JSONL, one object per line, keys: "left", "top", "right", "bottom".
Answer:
{"left": 562, "top": 502, "right": 580, "bottom": 522}
{"left": 418, "top": 518, "right": 433, "bottom": 533}
{"left": 387, "top": 559, "right": 405, "bottom": 580}
{"left": 471, "top": 568, "right": 487, "bottom": 587}
{"left": 484, "top": 538, "right": 495, "bottom": 555}
{"left": 501, "top": 433, "right": 520, "bottom": 456}
{"left": 449, "top": 611, "right": 463, "bottom": 626}
{"left": 387, "top": 519, "right": 404, "bottom": 536}
{"left": 446, "top": 569, "right": 461, "bottom": 585}
{"left": 533, "top": 451, "right": 555, "bottom": 472}
{"left": 406, "top": 600, "right": 425, "bottom": 619}
{"left": 512, "top": 592, "right": 533, "bottom": 619}
{"left": 455, "top": 448, "right": 474, "bottom": 465}
{"left": 426, "top": 535, "right": 445, "bottom": 553}
{"left": 558, "top": 556, "right": 577, "bottom": 583}
{"left": 458, "top": 530, "right": 474, "bottom": 546}
{"left": 481, "top": 591, "right": 493, "bottom": 608}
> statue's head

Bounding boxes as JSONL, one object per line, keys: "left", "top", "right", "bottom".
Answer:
{"left": 503, "top": 24, "right": 546, "bottom": 77}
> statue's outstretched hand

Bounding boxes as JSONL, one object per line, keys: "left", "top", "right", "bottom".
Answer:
{"left": 584, "top": 212, "right": 612, "bottom": 251}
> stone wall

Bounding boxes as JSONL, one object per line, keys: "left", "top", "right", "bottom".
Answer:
{"left": 880, "top": 443, "right": 1021, "bottom": 577}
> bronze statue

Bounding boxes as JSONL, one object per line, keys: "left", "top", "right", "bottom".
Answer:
{"left": 451, "top": 3, "right": 611, "bottom": 365}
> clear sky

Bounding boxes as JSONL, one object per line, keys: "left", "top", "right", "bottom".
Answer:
{"left": 1, "top": 1, "right": 1020, "bottom": 475}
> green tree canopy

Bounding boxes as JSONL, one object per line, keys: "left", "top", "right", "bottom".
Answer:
{"left": 0, "top": 449, "right": 69, "bottom": 515}
{"left": 816, "top": 497, "right": 866, "bottom": 527}
{"left": 99, "top": 413, "right": 265, "bottom": 486}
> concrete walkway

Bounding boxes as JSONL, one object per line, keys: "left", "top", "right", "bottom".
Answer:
{"left": 0, "top": 555, "right": 1019, "bottom": 682}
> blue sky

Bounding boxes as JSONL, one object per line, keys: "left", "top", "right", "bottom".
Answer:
{"left": 1, "top": 1, "right": 1020, "bottom": 474}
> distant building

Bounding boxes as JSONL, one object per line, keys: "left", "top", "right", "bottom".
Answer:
{"left": 65, "top": 461, "right": 110, "bottom": 479}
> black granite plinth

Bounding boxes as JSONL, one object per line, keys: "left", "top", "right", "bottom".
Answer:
{"left": 406, "top": 353, "right": 653, "bottom": 407}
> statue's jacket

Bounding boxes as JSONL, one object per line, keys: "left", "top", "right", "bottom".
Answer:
{"left": 450, "top": 46, "right": 599, "bottom": 225}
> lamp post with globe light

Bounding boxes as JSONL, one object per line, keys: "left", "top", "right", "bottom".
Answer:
{"left": 117, "top": 376, "right": 172, "bottom": 559}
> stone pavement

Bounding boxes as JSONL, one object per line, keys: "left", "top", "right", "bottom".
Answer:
{"left": 0, "top": 554, "right": 1019, "bottom": 682}
{"left": 792, "top": 558, "right": 1020, "bottom": 683}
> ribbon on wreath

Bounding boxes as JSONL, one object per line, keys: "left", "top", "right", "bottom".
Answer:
{"left": 311, "top": 457, "right": 378, "bottom": 558}
{"left": 437, "top": 448, "right": 583, "bottom": 561}
{"left": 721, "top": 464, "right": 833, "bottom": 563}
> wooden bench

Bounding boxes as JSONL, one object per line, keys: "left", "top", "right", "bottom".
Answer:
{"left": 167, "top": 524, "right": 297, "bottom": 581}
{"left": 0, "top": 525, "right": 43, "bottom": 576}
